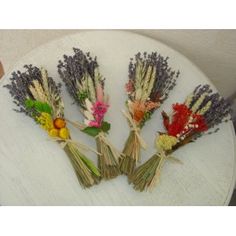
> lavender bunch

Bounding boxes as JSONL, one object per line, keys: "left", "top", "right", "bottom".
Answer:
{"left": 186, "top": 85, "right": 231, "bottom": 135}
{"left": 4, "top": 65, "right": 100, "bottom": 188}
{"left": 5, "top": 65, "right": 64, "bottom": 117}
{"left": 119, "top": 52, "right": 180, "bottom": 176}
{"left": 58, "top": 48, "right": 121, "bottom": 180}
{"left": 131, "top": 84, "right": 231, "bottom": 191}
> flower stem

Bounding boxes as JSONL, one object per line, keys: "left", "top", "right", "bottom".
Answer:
{"left": 119, "top": 130, "right": 141, "bottom": 176}
{"left": 63, "top": 142, "right": 101, "bottom": 188}
{"left": 130, "top": 153, "right": 166, "bottom": 192}
{"left": 96, "top": 132, "right": 120, "bottom": 179}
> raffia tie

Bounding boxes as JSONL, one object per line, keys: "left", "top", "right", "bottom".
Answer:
{"left": 50, "top": 137, "right": 101, "bottom": 155}
{"left": 95, "top": 131, "right": 121, "bottom": 160}
{"left": 148, "top": 149, "right": 183, "bottom": 191}
{"left": 148, "top": 150, "right": 168, "bottom": 191}
{"left": 122, "top": 110, "right": 147, "bottom": 149}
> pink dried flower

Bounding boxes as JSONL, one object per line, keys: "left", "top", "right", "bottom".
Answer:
{"left": 125, "top": 80, "right": 134, "bottom": 94}
{"left": 89, "top": 120, "right": 101, "bottom": 128}
{"left": 96, "top": 84, "right": 104, "bottom": 102}
{"left": 88, "top": 101, "right": 109, "bottom": 127}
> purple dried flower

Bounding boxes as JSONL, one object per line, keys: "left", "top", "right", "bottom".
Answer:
{"left": 128, "top": 52, "right": 179, "bottom": 103}
{"left": 58, "top": 48, "right": 104, "bottom": 110}
{"left": 190, "top": 84, "right": 231, "bottom": 131}
{"left": 4, "top": 65, "right": 63, "bottom": 118}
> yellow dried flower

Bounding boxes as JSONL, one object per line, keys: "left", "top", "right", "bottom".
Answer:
{"left": 191, "top": 93, "right": 207, "bottom": 113}
{"left": 59, "top": 127, "right": 70, "bottom": 139}
{"left": 37, "top": 112, "right": 54, "bottom": 131}
{"left": 184, "top": 93, "right": 193, "bottom": 107}
{"left": 48, "top": 128, "right": 59, "bottom": 137}
{"left": 197, "top": 101, "right": 212, "bottom": 115}
{"left": 156, "top": 134, "right": 178, "bottom": 151}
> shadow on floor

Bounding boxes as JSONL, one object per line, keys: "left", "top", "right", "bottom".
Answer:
{"left": 229, "top": 106, "right": 236, "bottom": 206}
{"left": 229, "top": 190, "right": 236, "bottom": 206}
{"left": 227, "top": 98, "right": 236, "bottom": 206}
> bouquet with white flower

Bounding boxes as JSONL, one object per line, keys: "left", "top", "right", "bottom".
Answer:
{"left": 58, "top": 48, "right": 121, "bottom": 179}
{"left": 130, "top": 84, "right": 231, "bottom": 191}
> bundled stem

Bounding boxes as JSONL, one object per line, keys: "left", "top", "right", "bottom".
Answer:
{"left": 96, "top": 132, "right": 120, "bottom": 179}
{"left": 121, "top": 52, "right": 179, "bottom": 176}
{"left": 130, "top": 152, "right": 167, "bottom": 192}
{"left": 58, "top": 48, "right": 121, "bottom": 180}
{"left": 63, "top": 142, "right": 101, "bottom": 188}
{"left": 131, "top": 84, "right": 232, "bottom": 192}
{"left": 4, "top": 65, "right": 101, "bottom": 189}
{"left": 119, "top": 130, "right": 142, "bottom": 176}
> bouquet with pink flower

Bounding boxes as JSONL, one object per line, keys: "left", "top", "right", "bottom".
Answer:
{"left": 58, "top": 48, "right": 120, "bottom": 179}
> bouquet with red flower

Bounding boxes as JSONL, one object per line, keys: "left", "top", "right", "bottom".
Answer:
{"left": 58, "top": 48, "right": 121, "bottom": 180}
{"left": 119, "top": 52, "right": 180, "bottom": 176}
{"left": 130, "top": 84, "right": 231, "bottom": 191}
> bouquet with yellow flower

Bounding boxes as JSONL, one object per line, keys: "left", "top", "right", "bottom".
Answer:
{"left": 119, "top": 52, "right": 180, "bottom": 176}
{"left": 4, "top": 65, "right": 100, "bottom": 188}
{"left": 58, "top": 48, "right": 121, "bottom": 180}
{"left": 130, "top": 84, "right": 231, "bottom": 191}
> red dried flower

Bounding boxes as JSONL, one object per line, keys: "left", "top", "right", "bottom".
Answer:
{"left": 167, "top": 104, "right": 192, "bottom": 136}
{"left": 166, "top": 103, "right": 208, "bottom": 137}
{"left": 191, "top": 114, "right": 208, "bottom": 132}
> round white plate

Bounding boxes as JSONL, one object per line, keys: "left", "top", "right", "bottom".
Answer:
{"left": 0, "top": 31, "right": 235, "bottom": 205}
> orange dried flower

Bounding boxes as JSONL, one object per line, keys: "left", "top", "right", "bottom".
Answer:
{"left": 129, "top": 101, "right": 146, "bottom": 123}
{"left": 133, "top": 109, "right": 145, "bottom": 123}
{"left": 129, "top": 100, "right": 160, "bottom": 124}
{"left": 54, "top": 118, "right": 66, "bottom": 129}
{"left": 145, "top": 101, "right": 160, "bottom": 111}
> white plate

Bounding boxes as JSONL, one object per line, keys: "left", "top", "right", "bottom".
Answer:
{"left": 0, "top": 30, "right": 235, "bottom": 205}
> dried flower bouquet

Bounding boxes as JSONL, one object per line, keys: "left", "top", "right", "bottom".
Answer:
{"left": 119, "top": 52, "right": 180, "bottom": 176}
{"left": 5, "top": 65, "right": 100, "bottom": 188}
{"left": 58, "top": 48, "right": 121, "bottom": 180}
{"left": 130, "top": 84, "right": 231, "bottom": 191}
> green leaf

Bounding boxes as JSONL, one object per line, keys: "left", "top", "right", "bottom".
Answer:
{"left": 77, "top": 91, "right": 88, "bottom": 102}
{"left": 24, "top": 99, "right": 52, "bottom": 115}
{"left": 42, "top": 103, "right": 52, "bottom": 114}
{"left": 25, "top": 99, "right": 34, "bottom": 108}
{"left": 34, "top": 101, "right": 43, "bottom": 111}
{"left": 82, "top": 121, "right": 111, "bottom": 136}
{"left": 82, "top": 126, "right": 101, "bottom": 137}
{"left": 101, "top": 121, "right": 111, "bottom": 133}
{"left": 79, "top": 154, "right": 101, "bottom": 177}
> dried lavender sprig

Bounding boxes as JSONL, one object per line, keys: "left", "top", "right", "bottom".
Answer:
{"left": 189, "top": 84, "right": 231, "bottom": 132}
{"left": 58, "top": 48, "right": 104, "bottom": 109}
{"left": 128, "top": 52, "right": 179, "bottom": 104}
{"left": 4, "top": 65, "right": 63, "bottom": 118}
{"left": 183, "top": 84, "right": 231, "bottom": 140}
